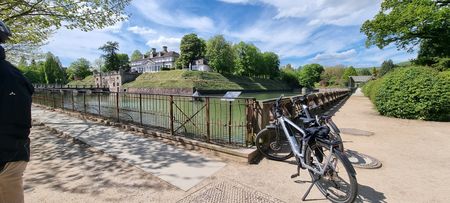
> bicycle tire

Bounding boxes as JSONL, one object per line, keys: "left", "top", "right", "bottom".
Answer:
{"left": 305, "top": 142, "right": 358, "bottom": 203}
{"left": 255, "top": 128, "right": 294, "bottom": 161}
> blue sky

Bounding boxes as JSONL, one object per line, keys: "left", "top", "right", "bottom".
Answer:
{"left": 43, "top": 0, "right": 417, "bottom": 68}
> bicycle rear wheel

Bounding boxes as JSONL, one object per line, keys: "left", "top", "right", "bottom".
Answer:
{"left": 255, "top": 128, "right": 293, "bottom": 161}
{"left": 305, "top": 143, "right": 357, "bottom": 203}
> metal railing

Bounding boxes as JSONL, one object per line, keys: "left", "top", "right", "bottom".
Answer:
{"left": 32, "top": 89, "right": 256, "bottom": 148}
{"left": 32, "top": 88, "right": 350, "bottom": 148}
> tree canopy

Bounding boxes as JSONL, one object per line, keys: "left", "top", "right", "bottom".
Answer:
{"left": 130, "top": 50, "right": 143, "bottom": 61}
{"left": 99, "top": 41, "right": 120, "bottom": 72}
{"left": 342, "top": 66, "right": 358, "bottom": 86}
{"left": 205, "top": 35, "right": 235, "bottom": 74}
{"left": 0, "top": 0, "right": 130, "bottom": 57}
{"left": 298, "top": 64, "right": 324, "bottom": 88}
{"left": 177, "top": 33, "right": 206, "bottom": 69}
{"left": 67, "top": 58, "right": 92, "bottom": 80}
{"left": 43, "top": 52, "right": 65, "bottom": 84}
{"left": 361, "top": 0, "right": 450, "bottom": 58}
{"left": 379, "top": 59, "right": 396, "bottom": 77}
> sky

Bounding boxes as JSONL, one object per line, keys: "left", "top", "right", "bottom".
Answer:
{"left": 42, "top": 0, "right": 417, "bottom": 68}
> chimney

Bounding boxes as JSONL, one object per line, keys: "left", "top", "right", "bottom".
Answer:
{"left": 163, "top": 46, "right": 168, "bottom": 53}
{"left": 150, "top": 48, "right": 156, "bottom": 58}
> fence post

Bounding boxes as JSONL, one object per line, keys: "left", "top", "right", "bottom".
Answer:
{"left": 71, "top": 91, "right": 75, "bottom": 111}
{"left": 169, "top": 95, "right": 174, "bottom": 135}
{"left": 139, "top": 93, "right": 143, "bottom": 126}
{"left": 52, "top": 92, "right": 56, "bottom": 108}
{"left": 116, "top": 91, "right": 120, "bottom": 122}
{"left": 97, "top": 93, "right": 101, "bottom": 116}
{"left": 228, "top": 101, "right": 232, "bottom": 144}
{"left": 83, "top": 92, "right": 87, "bottom": 114}
{"left": 205, "top": 97, "right": 210, "bottom": 142}
{"left": 61, "top": 91, "right": 64, "bottom": 110}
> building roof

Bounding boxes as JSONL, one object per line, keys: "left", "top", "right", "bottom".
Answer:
{"left": 131, "top": 51, "right": 179, "bottom": 63}
{"left": 349, "top": 76, "right": 373, "bottom": 83}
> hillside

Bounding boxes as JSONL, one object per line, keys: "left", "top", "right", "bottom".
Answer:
{"left": 123, "top": 70, "right": 291, "bottom": 91}
{"left": 67, "top": 75, "right": 95, "bottom": 86}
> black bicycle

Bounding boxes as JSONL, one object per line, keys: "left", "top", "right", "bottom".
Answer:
{"left": 256, "top": 96, "right": 357, "bottom": 202}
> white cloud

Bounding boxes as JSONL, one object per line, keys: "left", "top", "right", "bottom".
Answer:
{"left": 146, "top": 36, "right": 181, "bottom": 51}
{"left": 221, "top": 0, "right": 381, "bottom": 26}
{"left": 132, "top": 0, "right": 215, "bottom": 32}
{"left": 313, "top": 49, "right": 357, "bottom": 61}
{"left": 219, "top": 0, "right": 250, "bottom": 3}
{"left": 127, "top": 26, "right": 157, "bottom": 35}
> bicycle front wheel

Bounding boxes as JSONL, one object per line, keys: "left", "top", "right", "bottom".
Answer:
{"left": 305, "top": 143, "right": 358, "bottom": 203}
{"left": 255, "top": 128, "right": 293, "bottom": 161}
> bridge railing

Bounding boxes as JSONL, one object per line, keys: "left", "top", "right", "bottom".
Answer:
{"left": 32, "top": 89, "right": 257, "bottom": 148}
{"left": 32, "top": 89, "right": 350, "bottom": 148}
{"left": 33, "top": 84, "right": 109, "bottom": 89}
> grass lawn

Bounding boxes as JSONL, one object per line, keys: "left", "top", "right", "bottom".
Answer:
{"left": 67, "top": 75, "right": 95, "bottom": 86}
{"left": 123, "top": 70, "right": 291, "bottom": 91}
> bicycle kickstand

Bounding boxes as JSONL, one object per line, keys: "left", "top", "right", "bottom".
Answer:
{"left": 301, "top": 178, "right": 318, "bottom": 201}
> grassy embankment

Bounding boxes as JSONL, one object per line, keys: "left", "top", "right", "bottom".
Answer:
{"left": 123, "top": 70, "right": 291, "bottom": 91}
{"left": 66, "top": 75, "right": 95, "bottom": 86}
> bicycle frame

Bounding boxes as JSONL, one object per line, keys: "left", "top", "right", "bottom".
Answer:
{"left": 277, "top": 115, "right": 335, "bottom": 175}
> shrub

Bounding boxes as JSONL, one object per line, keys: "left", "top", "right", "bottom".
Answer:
{"left": 374, "top": 66, "right": 450, "bottom": 121}
{"left": 362, "top": 78, "right": 384, "bottom": 102}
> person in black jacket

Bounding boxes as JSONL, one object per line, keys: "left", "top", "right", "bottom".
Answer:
{"left": 0, "top": 20, "right": 34, "bottom": 203}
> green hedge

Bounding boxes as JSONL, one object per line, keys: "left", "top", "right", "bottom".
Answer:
{"left": 363, "top": 66, "right": 450, "bottom": 121}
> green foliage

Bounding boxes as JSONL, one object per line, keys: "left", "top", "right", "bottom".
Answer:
{"left": 371, "top": 67, "right": 379, "bottom": 77}
{"left": 67, "top": 58, "right": 92, "bottom": 80}
{"left": 130, "top": 50, "right": 143, "bottom": 61}
{"left": 117, "top": 53, "right": 130, "bottom": 71}
{"left": 361, "top": 0, "right": 450, "bottom": 56}
{"left": 67, "top": 75, "right": 95, "bottom": 86}
{"left": 233, "top": 41, "right": 260, "bottom": 77}
{"left": 368, "top": 67, "right": 450, "bottom": 121}
{"left": 379, "top": 59, "right": 396, "bottom": 77}
{"left": 280, "top": 67, "right": 300, "bottom": 88}
{"left": 298, "top": 64, "right": 324, "bottom": 88}
{"left": 177, "top": 33, "right": 206, "bottom": 69}
{"left": 99, "top": 41, "right": 120, "bottom": 72}
{"left": 342, "top": 66, "right": 357, "bottom": 86}
{"left": 357, "top": 68, "right": 372, "bottom": 76}
{"left": 260, "top": 52, "right": 280, "bottom": 79}
{"left": 205, "top": 35, "right": 235, "bottom": 73}
{"left": 43, "top": 52, "right": 65, "bottom": 84}
{"left": 321, "top": 66, "right": 346, "bottom": 87}
{"left": 0, "top": 0, "right": 130, "bottom": 57}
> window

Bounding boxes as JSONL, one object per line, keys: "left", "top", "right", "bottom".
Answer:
{"left": 117, "top": 83, "right": 119, "bottom": 86}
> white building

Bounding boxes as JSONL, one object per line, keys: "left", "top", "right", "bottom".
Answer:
{"left": 130, "top": 46, "right": 179, "bottom": 73}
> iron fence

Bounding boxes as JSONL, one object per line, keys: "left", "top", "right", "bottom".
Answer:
{"left": 32, "top": 89, "right": 256, "bottom": 148}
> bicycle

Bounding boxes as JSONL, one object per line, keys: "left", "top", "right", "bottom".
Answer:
{"left": 256, "top": 95, "right": 344, "bottom": 161}
{"left": 256, "top": 96, "right": 357, "bottom": 202}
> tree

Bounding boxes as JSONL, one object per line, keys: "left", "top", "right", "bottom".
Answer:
{"left": 0, "top": 0, "right": 130, "bottom": 56}
{"left": 361, "top": 0, "right": 450, "bottom": 58}
{"left": 261, "top": 52, "right": 280, "bottom": 79}
{"left": 43, "top": 52, "right": 65, "bottom": 84}
{"left": 117, "top": 53, "right": 130, "bottom": 71}
{"left": 67, "top": 58, "right": 92, "bottom": 80}
{"left": 99, "top": 41, "right": 120, "bottom": 72}
{"left": 205, "top": 35, "right": 235, "bottom": 73}
{"left": 298, "top": 64, "right": 324, "bottom": 88}
{"left": 280, "top": 67, "right": 300, "bottom": 88}
{"left": 130, "top": 50, "right": 143, "bottom": 61}
{"left": 379, "top": 59, "right": 396, "bottom": 77}
{"left": 177, "top": 33, "right": 206, "bottom": 69}
{"left": 357, "top": 68, "right": 372, "bottom": 76}
{"left": 342, "top": 66, "right": 358, "bottom": 87}
{"left": 233, "top": 42, "right": 260, "bottom": 77}
{"left": 321, "top": 66, "right": 346, "bottom": 87}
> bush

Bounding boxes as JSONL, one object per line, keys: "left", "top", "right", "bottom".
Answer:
{"left": 362, "top": 78, "right": 384, "bottom": 102}
{"left": 373, "top": 66, "right": 450, "bottom": 121}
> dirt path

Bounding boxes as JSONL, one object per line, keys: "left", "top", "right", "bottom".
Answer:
{"left": 332, "top": 94, "right": 450, "bottom": 202}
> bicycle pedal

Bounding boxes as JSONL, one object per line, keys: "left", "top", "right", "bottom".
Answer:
{"left": 291, "top": 173, "right": 299, "bottom": 179}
